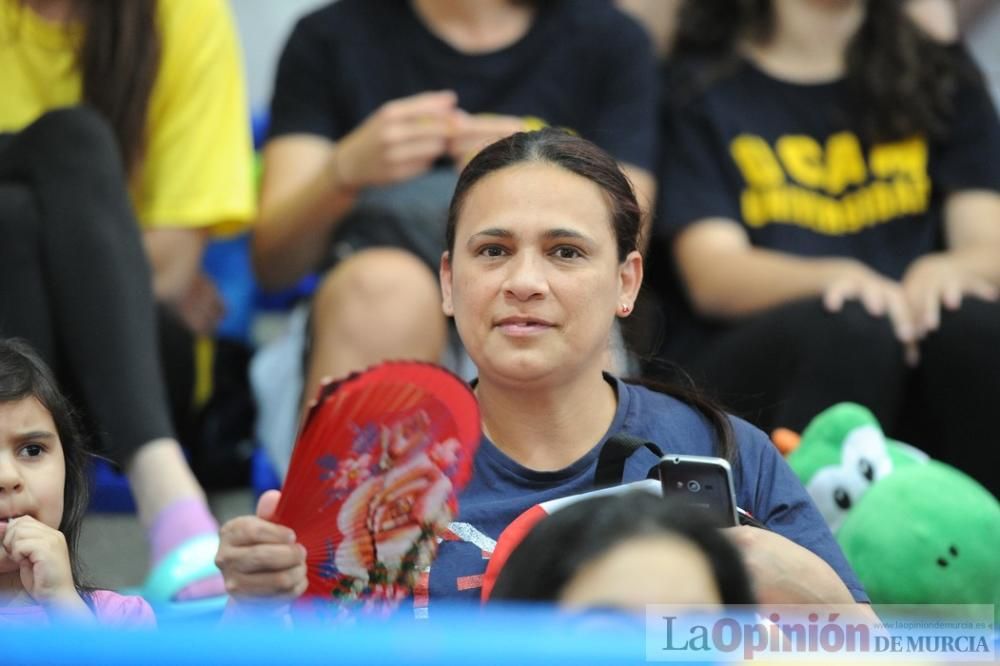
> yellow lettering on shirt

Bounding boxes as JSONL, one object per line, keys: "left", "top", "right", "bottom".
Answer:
{"left": 870, "top": 136, "right": 927, "bottom": 179}
{"left": 776, "top": 135, "right": 825, "bottom": 189}
{"left": 730, "top": 131, "right": 931, "bottom": 235}
{"left": 730, "top": 135, "right": 786, "bottom": 188}
{"left": 824, "top": 132, "right": 868, "bottom": 194}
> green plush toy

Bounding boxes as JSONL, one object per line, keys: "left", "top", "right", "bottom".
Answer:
{"left": 784, "top": 402, "right": 1000, "bottom": 607}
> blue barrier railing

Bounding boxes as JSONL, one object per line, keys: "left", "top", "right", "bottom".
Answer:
{"left": 1, "top": 604, "right": 652, "bottom": 665}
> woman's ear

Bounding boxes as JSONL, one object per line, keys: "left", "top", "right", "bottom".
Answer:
{"left": 617, "top": 250, "right": 643, "bottom": 315}
{"left": 440, "top": 251, "right": 455, "bottom": 316}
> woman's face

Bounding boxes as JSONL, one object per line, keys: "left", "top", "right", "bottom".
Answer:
{"left": 441, "top": 162, "right": 641, "bottom": 388}
{"left": 559, "top": 535, "right": 723, "bottom": 612}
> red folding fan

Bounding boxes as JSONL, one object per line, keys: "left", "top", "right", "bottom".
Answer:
{"left": 273, "top": 361, "right": 480, "bottom": 607}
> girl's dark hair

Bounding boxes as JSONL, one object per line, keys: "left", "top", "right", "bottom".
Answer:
{"left": 671, "top": 0, "right": 975, "bottom": 142}
{"left": 75, "top": 0, "right": 160, "bottom": 175}
{"left": 490, "top": 491, "right": 756, "bottom": 606}
{"left": 0, "top": 338, "right": 92, "bottom": 592}
{"left": 447, "top": 129, "right": 736, "bottom": 460}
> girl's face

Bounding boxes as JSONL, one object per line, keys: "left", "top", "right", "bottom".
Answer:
{"left": 441, "top": 162, "right": 641, "bottom": 388}
{"left": 0, "top": 398, "right": 66, "bottom": 536}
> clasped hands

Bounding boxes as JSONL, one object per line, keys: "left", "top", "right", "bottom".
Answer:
{"left": 330, "top": 90, "right": 527, "bottom": 191}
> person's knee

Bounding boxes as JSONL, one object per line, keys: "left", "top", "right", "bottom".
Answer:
{"left": 27, "top": 107, "right": 121, "bottom": 166}
{"left": 766, "top": 299, "right": 903, "bottom": 381}
{"left": 312, "top": 248, "right": 443, "bottom": 336}
{"left": 5, "top": 108, "right": 135, "bottom": 244}
{"left": 821, "top": 300, "right": 899, "bottom": 355}
{"left": 0, "top": 185, "right": 40, "bottom": 237}
{"left": 923, "top": 297, "right": 1000, "bottom": 360}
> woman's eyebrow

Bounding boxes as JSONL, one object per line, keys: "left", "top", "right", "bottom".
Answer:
{"left": 14, "top": 430, "right": 56, "bottom": 442}
{"left": 465, "top": 227, "right": 594, "bottom": 246}
{"left": 466, "top": 228, "right": 513, "bottom": 246}
{"left": 543, "top": 228, "right": 590, "bottom": 242}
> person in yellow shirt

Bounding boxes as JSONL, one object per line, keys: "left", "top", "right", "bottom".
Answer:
{"left": 0, "top": 0, "right": 254, "bottom": 600}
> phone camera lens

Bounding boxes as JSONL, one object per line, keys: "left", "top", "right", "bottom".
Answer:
{"left": 687, "top": 480, "right": 701, "bottom": 493}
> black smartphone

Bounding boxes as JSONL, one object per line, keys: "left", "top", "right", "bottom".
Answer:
{"left": 658, "top": 454, "right": 739, "bottom": 528}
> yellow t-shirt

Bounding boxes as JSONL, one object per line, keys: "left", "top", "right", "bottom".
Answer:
{"left": 0, "top": 0, "right": 255, "bottom": 233}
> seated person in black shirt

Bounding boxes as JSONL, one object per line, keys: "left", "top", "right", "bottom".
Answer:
{"left": 251, "top": 0, "right": 659, "bottom": 456}
{"left": 653, "top": 0, "right": 1000, "bottom": 495}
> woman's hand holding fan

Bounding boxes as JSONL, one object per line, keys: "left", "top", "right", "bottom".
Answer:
{"left": 271, "top": 361, "right": 480, "bottom": 609}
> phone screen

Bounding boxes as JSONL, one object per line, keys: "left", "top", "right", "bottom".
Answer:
{"left": 658, "top": 455, "right": 738, "bottom": 528}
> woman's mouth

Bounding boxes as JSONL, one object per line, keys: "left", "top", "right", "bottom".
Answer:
{"left": 495, "top": 316, "right": 554, "bottom": 337}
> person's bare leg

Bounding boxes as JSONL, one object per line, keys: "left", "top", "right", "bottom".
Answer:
{"left": 125, "top": 439, "right": 225, "bottom": 599}
{"left": 126, "top": 438, "right": 207, "bottom": 527}
{"left": 303, "top": 248, "right": 447, "bottom": 413}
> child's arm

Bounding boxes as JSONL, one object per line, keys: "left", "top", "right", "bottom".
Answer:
{"left": 0, "top": 517, "right": 95, "bottom": 624}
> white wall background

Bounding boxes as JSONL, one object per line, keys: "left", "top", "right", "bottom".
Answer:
{"left": 968, "top": 10, "right": 1000, "bottom": 109}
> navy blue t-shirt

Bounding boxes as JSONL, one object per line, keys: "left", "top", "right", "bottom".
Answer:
{"left": 657, "top": 55, "right": 1000, "bottom": 280}
{"left": 652, "top": 53, "right": 1000, "bottom": 359}
{"left": 416, "top": 376, "right": 866, "bottom": 617}
{"left": 268, "top": 0, "right": 657, "bottom": 170}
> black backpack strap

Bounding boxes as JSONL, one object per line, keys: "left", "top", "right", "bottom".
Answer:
{"left": 594, "top": 434, "right": 664, "bottom": 488}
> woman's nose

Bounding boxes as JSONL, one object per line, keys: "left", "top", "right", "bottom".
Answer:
{"left": 502, "top": 252, "right": 548, "bottom": 301}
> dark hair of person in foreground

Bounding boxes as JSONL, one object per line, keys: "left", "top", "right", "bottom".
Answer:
{"left": 489, "top": 490, "right": 756, "bottom": 607}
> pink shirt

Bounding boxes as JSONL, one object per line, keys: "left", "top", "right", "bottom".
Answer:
{"left": 0, "top": 590, "right": 155, "bottom": 626}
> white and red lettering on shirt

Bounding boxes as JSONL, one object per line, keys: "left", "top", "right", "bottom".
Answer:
{"left": 413, "top": 522, "right": 496, "bottom": 618}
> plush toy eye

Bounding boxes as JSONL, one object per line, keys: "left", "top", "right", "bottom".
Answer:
{"left": 843, "top": 425, "right": 892, "bottom": 483}
{"left": 806, "top": 464, "right": 867, "bottom": 532}
{"left": 803, "top": 420, "right": 895, "bottom": 535}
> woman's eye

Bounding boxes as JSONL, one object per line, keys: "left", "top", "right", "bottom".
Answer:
{"left": 553, "top": 246, "right": 582, "bottom": 260}
{"left": 478, "top": 245, "right": 507, "bottom": 258}
{"left": 20, "top": 444, "right": 44, "bottom": 458}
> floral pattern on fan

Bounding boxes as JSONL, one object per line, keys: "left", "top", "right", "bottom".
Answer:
{"left": 273, "top": 361, "right": 480, "bottom": 610}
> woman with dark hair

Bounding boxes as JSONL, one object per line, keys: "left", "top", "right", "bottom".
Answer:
{"left": 489, "top": 491, "right": 755, "bottom": 609}
{"left": 217, "top": 130, "right": 866, "bottom": 616}
{"left": 0, "top": 338, "right": 153, "bottom": 625}
{"left": 0, "top": 0, "right": 254, "bottom": 597}
{"left": 654, "top": 0, "right": 1000, "bottom": 494}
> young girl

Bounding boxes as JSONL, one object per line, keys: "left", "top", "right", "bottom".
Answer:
{"left": 0, "top": 339, "right": 153, "bottom": 625}
{"left": 216, "top": 130, "right": 867, "bottom": 614}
